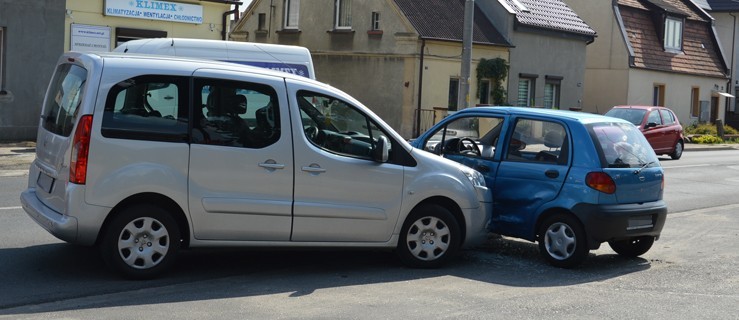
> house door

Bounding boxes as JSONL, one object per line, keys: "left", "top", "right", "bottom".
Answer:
{"left": 711, "top": 96, "right": 719, "bottom": 123}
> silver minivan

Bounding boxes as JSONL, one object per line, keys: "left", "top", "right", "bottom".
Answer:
{"left": 21, "top": 52, "right": 492, "bottom": 279}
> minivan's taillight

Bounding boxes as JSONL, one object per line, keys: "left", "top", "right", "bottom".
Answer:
{"left": 70, "top": 115, "right": 92, "bottom": 185}
{"left": 586, "top": 172, "right": 616, "bottom": 194}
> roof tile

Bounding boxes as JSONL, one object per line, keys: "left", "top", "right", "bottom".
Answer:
{"left": 619, "top": 5, "right": 726, "bottom": 77}
{"left": 393, "top": 0, "right": 510, "bottom": 46}
{"left": 503, "top": 0, "right": 596, "bottom": 36}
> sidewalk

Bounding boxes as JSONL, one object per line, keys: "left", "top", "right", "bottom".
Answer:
{"left": 0, "top": 142, "right": 36, "bottom": 177}
{"left": 1, "top": 141, "right": 737, "bottom": 178}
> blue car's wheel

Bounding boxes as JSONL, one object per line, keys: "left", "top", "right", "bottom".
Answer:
{"left": 538, "top": 214, "right": 588, "bottom": 268}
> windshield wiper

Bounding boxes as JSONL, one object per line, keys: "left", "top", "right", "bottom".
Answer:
{"left": 634, "top": 161, "right": 655, "bottom": 174}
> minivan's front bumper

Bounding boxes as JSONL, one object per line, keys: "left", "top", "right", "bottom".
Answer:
{"left": 571, "top": 200, "right": 668, "bottom": 249}
{"left": 20, "top": 186, "right": 106, "bottom": 246}
{"left": 463, "top": 186, "right": 493, "bottom": 247}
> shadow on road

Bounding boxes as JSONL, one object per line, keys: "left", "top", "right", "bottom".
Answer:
{"left": 0, "top": 235, "right": 650, "bottom": 315}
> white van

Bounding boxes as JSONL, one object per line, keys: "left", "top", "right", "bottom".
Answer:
{"left": 21, "top": 52, "right": 491, "bottom": 279}
{"left": 114, "top": 38, "right": 316, "bottom": 79}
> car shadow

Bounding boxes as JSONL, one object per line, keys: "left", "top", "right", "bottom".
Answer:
{"left": 0, "top": 236, "right": 651, "bottom": 315}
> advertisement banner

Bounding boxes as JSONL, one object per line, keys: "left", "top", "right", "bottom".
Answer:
{"left": 105, "top": 0, "right": 203, "bottom": 24}
{"left": 70, "top": 24, "right": 111, "bottom": 52}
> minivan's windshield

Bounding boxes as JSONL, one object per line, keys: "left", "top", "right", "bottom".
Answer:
{"left": 589, "top": 122, "right": 659, "bottom": 168}
{"left": 42, "top": 64, "right": 87, "bottom": 136}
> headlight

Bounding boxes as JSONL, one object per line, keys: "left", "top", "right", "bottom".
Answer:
{"left": 461, "top": 166, "right": 486, "bottom": 187}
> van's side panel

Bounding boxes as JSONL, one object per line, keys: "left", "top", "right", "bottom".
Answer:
{"left": 85, "top": 60, "right": 193, "bottom": 219}
{"left": 187, "top": 69, "right": 294, "bottom": 241}
{"left": 285, "top": 79, "right": 405, "bottom": 242}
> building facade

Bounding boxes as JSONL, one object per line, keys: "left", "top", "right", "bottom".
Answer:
{"left": 480, "top": 0, "right": 596, "bottom": 110}
{"left": 233, "top": 0, "right": 511, "bottom": 138}
{"left": 0, "top": 0, "right": 240, "bottom": 141}
{"left": 566, "top": 0, "right": 730, "bottom": 126}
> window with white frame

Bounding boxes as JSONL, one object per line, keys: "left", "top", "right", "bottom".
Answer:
{"left": 335, "top": 0, "right": 352, "bottom": 29}
{"left": 517, "top": 78, "right": 535, "bottom": 107}
{"left": 664, "top": 16, "right": 683, "bottom": 51}
{"left": 544, "top": 77, "right": 561, "bottom": 109}
{"left": 284, "top": 0, "right": 300, "bottom": 29}
{"left": 371, "top": 11, "right": 380, "bottom": 30}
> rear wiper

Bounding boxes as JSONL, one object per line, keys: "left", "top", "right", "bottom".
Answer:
{"left": 634, "top": 161, "right": 655, "bottom": 174}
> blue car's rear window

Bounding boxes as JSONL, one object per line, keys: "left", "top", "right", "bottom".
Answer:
{"left": 589, "top": 122, "right": 659, "bottom": 168}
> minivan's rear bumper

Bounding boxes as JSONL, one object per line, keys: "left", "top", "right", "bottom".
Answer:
{"left": 20, "top": 187, "right": 105, "bottom": 246}
{"left": 571, "top": 200, "right": 667, "bottom": 249}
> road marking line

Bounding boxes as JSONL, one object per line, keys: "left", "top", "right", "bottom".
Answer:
{"left": 662, "top": 164, "right": 711, "bottom": 169}
{"left": 669, "top": 203, "right": 739, "bottom": 217}
{"left": 0, "top": 206, "right": 22, "bottom": 210}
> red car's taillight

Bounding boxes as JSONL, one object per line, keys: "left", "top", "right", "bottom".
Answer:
{"left": 586, "top": 172, "right": 616, "bottom": 194}
{"left": 70, "top": 115, "right": 93, "bottom": 185}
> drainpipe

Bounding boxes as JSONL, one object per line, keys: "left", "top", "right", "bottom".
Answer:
{"left": 728, "top": 13, "right": 737, "bottom": 113}
{"left": 222, "top": 6, "right": 240, "bottom": 40}
{"left": 415, "top": 39, "right": 426, "bottom": 138}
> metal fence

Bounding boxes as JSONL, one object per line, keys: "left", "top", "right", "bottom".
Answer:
{"left": 413, "top": 108, "right": 449, "bottom": 138}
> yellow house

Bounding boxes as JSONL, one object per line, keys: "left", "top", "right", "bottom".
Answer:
{"left": 64, "top": 0, "right": 242, "bottom": 51}
{"left": 0, "top": 0, "right": 242, "bottom": 141}
{"left": 232, "top": 0, "right": 511, "bottom": 138}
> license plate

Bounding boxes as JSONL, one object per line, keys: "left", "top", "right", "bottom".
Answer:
{"left": 36, "top": 172, "right": 55, "bottom": 194}
{"left": 627, "top": 215, "right": 653, "bottom": 230}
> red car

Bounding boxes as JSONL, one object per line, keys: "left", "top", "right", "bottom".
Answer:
{"left": 605, "top": 105, "right": 685, "bottom": 160}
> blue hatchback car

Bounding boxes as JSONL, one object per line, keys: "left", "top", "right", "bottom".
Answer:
{"left": 411, "top": 107, "right": 667, "bottom": 267}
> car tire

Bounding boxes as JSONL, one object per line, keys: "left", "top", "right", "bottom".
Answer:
{"left": 397, "top": 204, "right": 461, "bottom": 268}
{"left": 100, "top": 204, "right": 181, "bottom": 279}
{"left": 670, "top": 140, "right": 683, "bottom": 160}
{"left": 538, "top": 214, "right": 588, "bottom": 268}
{"left": 608, "top": 236, "right": 655, "bottom": 257}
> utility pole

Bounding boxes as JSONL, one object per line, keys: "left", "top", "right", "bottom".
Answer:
{"left": 457, "top": 0, "right": 474, "bottom": 110}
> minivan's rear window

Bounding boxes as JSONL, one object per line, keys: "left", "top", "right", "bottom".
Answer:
{"left": 589, "top": 122, "right": 659, "bottom": 168}
{"left": 42, "top": 64, "right": 87, "bottom": 137}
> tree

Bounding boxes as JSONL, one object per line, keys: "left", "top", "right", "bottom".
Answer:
{"left": 476, "top": 58, "right": 509, "bottom": 105}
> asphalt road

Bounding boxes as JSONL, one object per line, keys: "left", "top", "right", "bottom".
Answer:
{"left": 0, "top": 148, "right": 737, "bottom": 319}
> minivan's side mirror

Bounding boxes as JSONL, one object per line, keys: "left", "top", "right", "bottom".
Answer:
{"left": 372, "top": 136, "right": 390, "bottom": 163}
{"left": 645, "top": 122, "right": 658, "bottom": 129}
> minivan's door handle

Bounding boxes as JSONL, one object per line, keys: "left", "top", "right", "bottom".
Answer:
{"left": 258, "top": 159, "right": 285, "bottom": 171}
{"left": 476, "top": 165, "right": 490, "bottom": 173}
{"left": 301, "top": 164, "right": 326, "bottom": 174}
{"left": 545, "top": 170, "right": 559, "bottom": 179}
{"left": 259, "top": 162, "right": 286, "bottom": 169}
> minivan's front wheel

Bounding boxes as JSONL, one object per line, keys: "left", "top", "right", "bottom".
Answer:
{"left": 397, "top": 204, "right": 461, "bottom": 268}
{"left": 608, "top": 236, "right": 655, "bottom": 257}
{"left": 538, "top": 214, "right": 588, "bottom": 268}
{"left": 100, "top": 204, "right": 180, "bottom": 279}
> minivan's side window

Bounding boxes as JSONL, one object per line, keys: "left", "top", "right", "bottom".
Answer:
{"left": 102, "top": 75, "right": 188, "bottom": 142}
{"left": 423, "top": 116, "right": 504, "bottom": 159}
{"left": 193, "top": 78, "right": 280, "bottom": 149}
{"left": 297, "top": 90, "right": 389, "bottom": 160}
{"left": 506, "top": 119, "right": 568, "bottom": 165}
{"left": 43, "top": 64, "right": 87, "bottom": 137}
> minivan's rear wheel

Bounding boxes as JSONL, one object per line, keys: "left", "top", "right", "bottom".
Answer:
{"left": 397, "top": 204, "right": 460, "bottom": 268}
{"left": 538, "top": 214, "right": 588, "bottom": 268}
{"left": 100, "top": 204, "right": 180, "bottom": 279}
{"left": 608, "top": 236, "right": 655, "bottom": 257}
{"left": 670, "top": 140, "right": 683, "bottom": 160}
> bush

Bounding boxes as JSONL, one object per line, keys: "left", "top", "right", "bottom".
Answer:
{"left": 685, "top": 123, "right": 738, "bottom": 135}
{"left": 691, "top": 135, "right": 724, "bottom": 144}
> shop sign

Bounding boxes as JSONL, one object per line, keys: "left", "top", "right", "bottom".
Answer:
{"left": 70, "top": 24, "right": 111, "bottom": 52}
{"left": 105, "top": 0, "right": 203, "bottom": 24}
